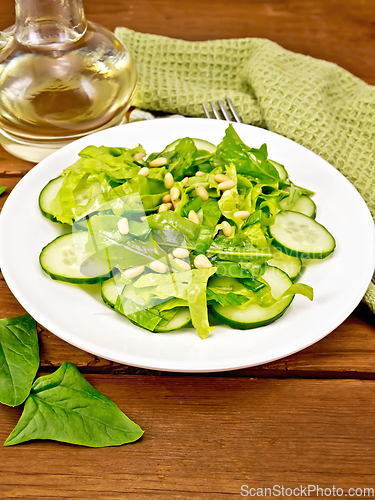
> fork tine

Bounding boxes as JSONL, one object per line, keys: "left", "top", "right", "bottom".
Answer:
{"left": 218, "top": 100, "right": 231, "bottom": 121}
{"left": 202, "top": 103, "right": 212, "bottom": 119}
{"left": 203, "top": 98, "right": 243, "bottom": 122}
{"left": 210, "top": 101, "right": 222, "bottom": 120}
{"left": 226, "top": 97, "right": 242, "bottom": 123}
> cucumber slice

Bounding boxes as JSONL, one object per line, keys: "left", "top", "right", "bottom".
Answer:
{"left": 40, "top": 231, "right": 114, "bottom": 284}
{"left": 270, "top": 211, "right": 335, "bottom": 259}
{"left": 163, "top": 138, "right": 216, "bottom": 154}
{"left": 269, "top": 159, "right": 288, "bottom": 180}
{"left": 210, "top": 267, "right": 294, "bottom": 330}
{"left": 101, "top": 278, "right": 123, "bottom": 308}
{"left": 101, "top": 279, "right": 191, "bottom": 332}
{"left": 101, "top": 279, "right": 145, "bottom": 310}
{"left": 39, "top": 176, "right": 105, "bottom": 224}
{"left": 39, "top": 176, "right": 64, "bottom": 223}
{"left": 267, "top": 246, "right": 302, "bottom": 280}
{"left": 155, "top": 308, "right": 192, "bottom": 332}
{"left": 279, "top": 195, "right": 316, "bottom": 218}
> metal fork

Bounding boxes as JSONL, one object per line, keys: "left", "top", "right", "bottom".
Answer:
{"left": 202, "top": 97, "right": 242, "bottom": 123}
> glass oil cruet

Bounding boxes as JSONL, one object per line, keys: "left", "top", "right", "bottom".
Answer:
{"left": 0, "top": 0, "right": 137, "bottom": 162}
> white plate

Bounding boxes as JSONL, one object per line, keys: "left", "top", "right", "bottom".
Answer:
{"left": 0, "top": 118, "right": 374, "bottom": 372}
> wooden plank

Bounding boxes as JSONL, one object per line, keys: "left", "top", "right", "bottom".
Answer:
{"left": 0, "top": 376, "right": 374, "bottom": 498}
{"left": 0, "top": 147, "right": 34, "bottom": 176}
{"left": 88, "top": 0, "right": 375, "bottom": 85}
{"left": 1, "top": 0, "right": 375, "bottom": 86}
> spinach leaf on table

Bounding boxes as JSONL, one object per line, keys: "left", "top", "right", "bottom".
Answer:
{"left": 4, "top": 362, "right": 144, "bottom": 447}
{"left": 0, "top": 186, "right": 6, "bottom": 196}
{"left": 0, "top": 314, "right": 39, "bottom": 407}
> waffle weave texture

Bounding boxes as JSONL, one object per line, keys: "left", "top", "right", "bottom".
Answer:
{"left": 115, "top": 27, "right": 375, "bottom": 310}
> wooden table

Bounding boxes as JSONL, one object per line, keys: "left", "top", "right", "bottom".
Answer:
{"left": 1, "top": 0, "right": 375, "bottom": 498}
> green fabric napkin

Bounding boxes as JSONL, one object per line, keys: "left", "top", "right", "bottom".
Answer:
{"left": 115, "top": 27, "right": 375, "bottom": 312}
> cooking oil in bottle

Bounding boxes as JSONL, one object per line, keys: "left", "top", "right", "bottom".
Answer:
{"left": 0, "top": 0, "right": 137, "bottom": 162}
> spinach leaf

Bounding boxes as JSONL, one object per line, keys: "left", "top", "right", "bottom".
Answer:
{"left": 84, "top": 215, "right": 167, "bottom": 270}
{"left": 115, "top": 295, "right": 163, "bottom": 331}
{"left": 0, "top": 186, "right": 6, "bottom": 196}
{"left": 180, "top": 196, "right": 203, "bottom": 218}
{"left": 213, "top": 260, "right": 257, "bottom": 279}
{"left": 4, "top": 362, "right": 143, "bottom": 447}
{"left": 0, "top": 314, "right": 39, "bottom": 407}
{"left": 195, "top": 199, "right": 221, "bottom": 254}
{"left": 213, "top": 124, "right": 280, "bottom": 183}
{"left": 147, "top": 211, "right": 200, "bottom": 244}
{"left": 165, "top": 138, "right": 197, "bottom": 180}
{"left": 113, "top": 176, "right": 167, "bottom": 213}
{"left": 207, "top": 239, "right": 272, "bottom": 262}
{"left": 128, "top": 220, "right": 151, "bottom": 239}
{"left": 156, "top": 307, "right": 181, "bottom": 328}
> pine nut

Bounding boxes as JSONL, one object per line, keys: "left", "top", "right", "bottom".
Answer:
{"left": 123, "top": 265, "right": 145, "bottom": 279}
{"left": 188, "top": 210, "right": 200, "bottom": 224}
{"left": 173, "top": 247, "right": 190, "bottom": 259}
{"left": 158, "top": 202, "right": 172, "bottom": 212}
{"left": 221, "top": 189, "right": 233, "bottom": 198}
{"left": 162, "top": 193, "right": 171, "bottom": 203}
{"left": 134, "top": 152, "right": 146, "bottom": 161}
{"left": 174, "top": 258, "right": 191, "bottom": 271}
{"left": 218, "top": 179, "right": 235, "bottom": 190}
{"left": 214, "top": 173, "right": 231, "bottom": 183}
{"left": 149, "top": 156, "right": 168, "bottom": 167}
{"left": 140, "top": 216, "right": 147, "bottom": 221}
{"left": 164, "top": 172, "right": 174, "bottom": 189}
{"left": 172, "top": 198, "right": 181, "bottom": 209}
{"left": 138, "top": 167, "right": 149, "bottom": 176}
{"left": 170, "top": 186, "right": 180, "bottom": 201}
{"left": 233, "top": 210, "right": 251, "bottom": 219}
{"left": 182, "top": 177, "right": 189, "bottom": 186}
{"left": 222, "top": 221, "right": 232, "bottom": 237}
{"left": 194, "top": 254, "right": 212, "bottom": 269}
{"left": 150, "top": 260, "right": 168, "bottom": 273}
{"left": 196, "top": 185, "right": 209, "bottom": 201}
{"left": 196, "top": 171, "right": 205, "bottom": 177}
{"left": 118, "top": 217, "right": 129, "bottom": 235}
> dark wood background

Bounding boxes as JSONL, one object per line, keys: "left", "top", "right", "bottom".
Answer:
{"left": 1, "top": 0, "right": 375, "bottom": 498}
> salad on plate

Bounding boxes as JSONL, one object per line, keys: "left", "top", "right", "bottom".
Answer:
{"left": 38, "top": 125, "right": 335, "bottom": 339}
